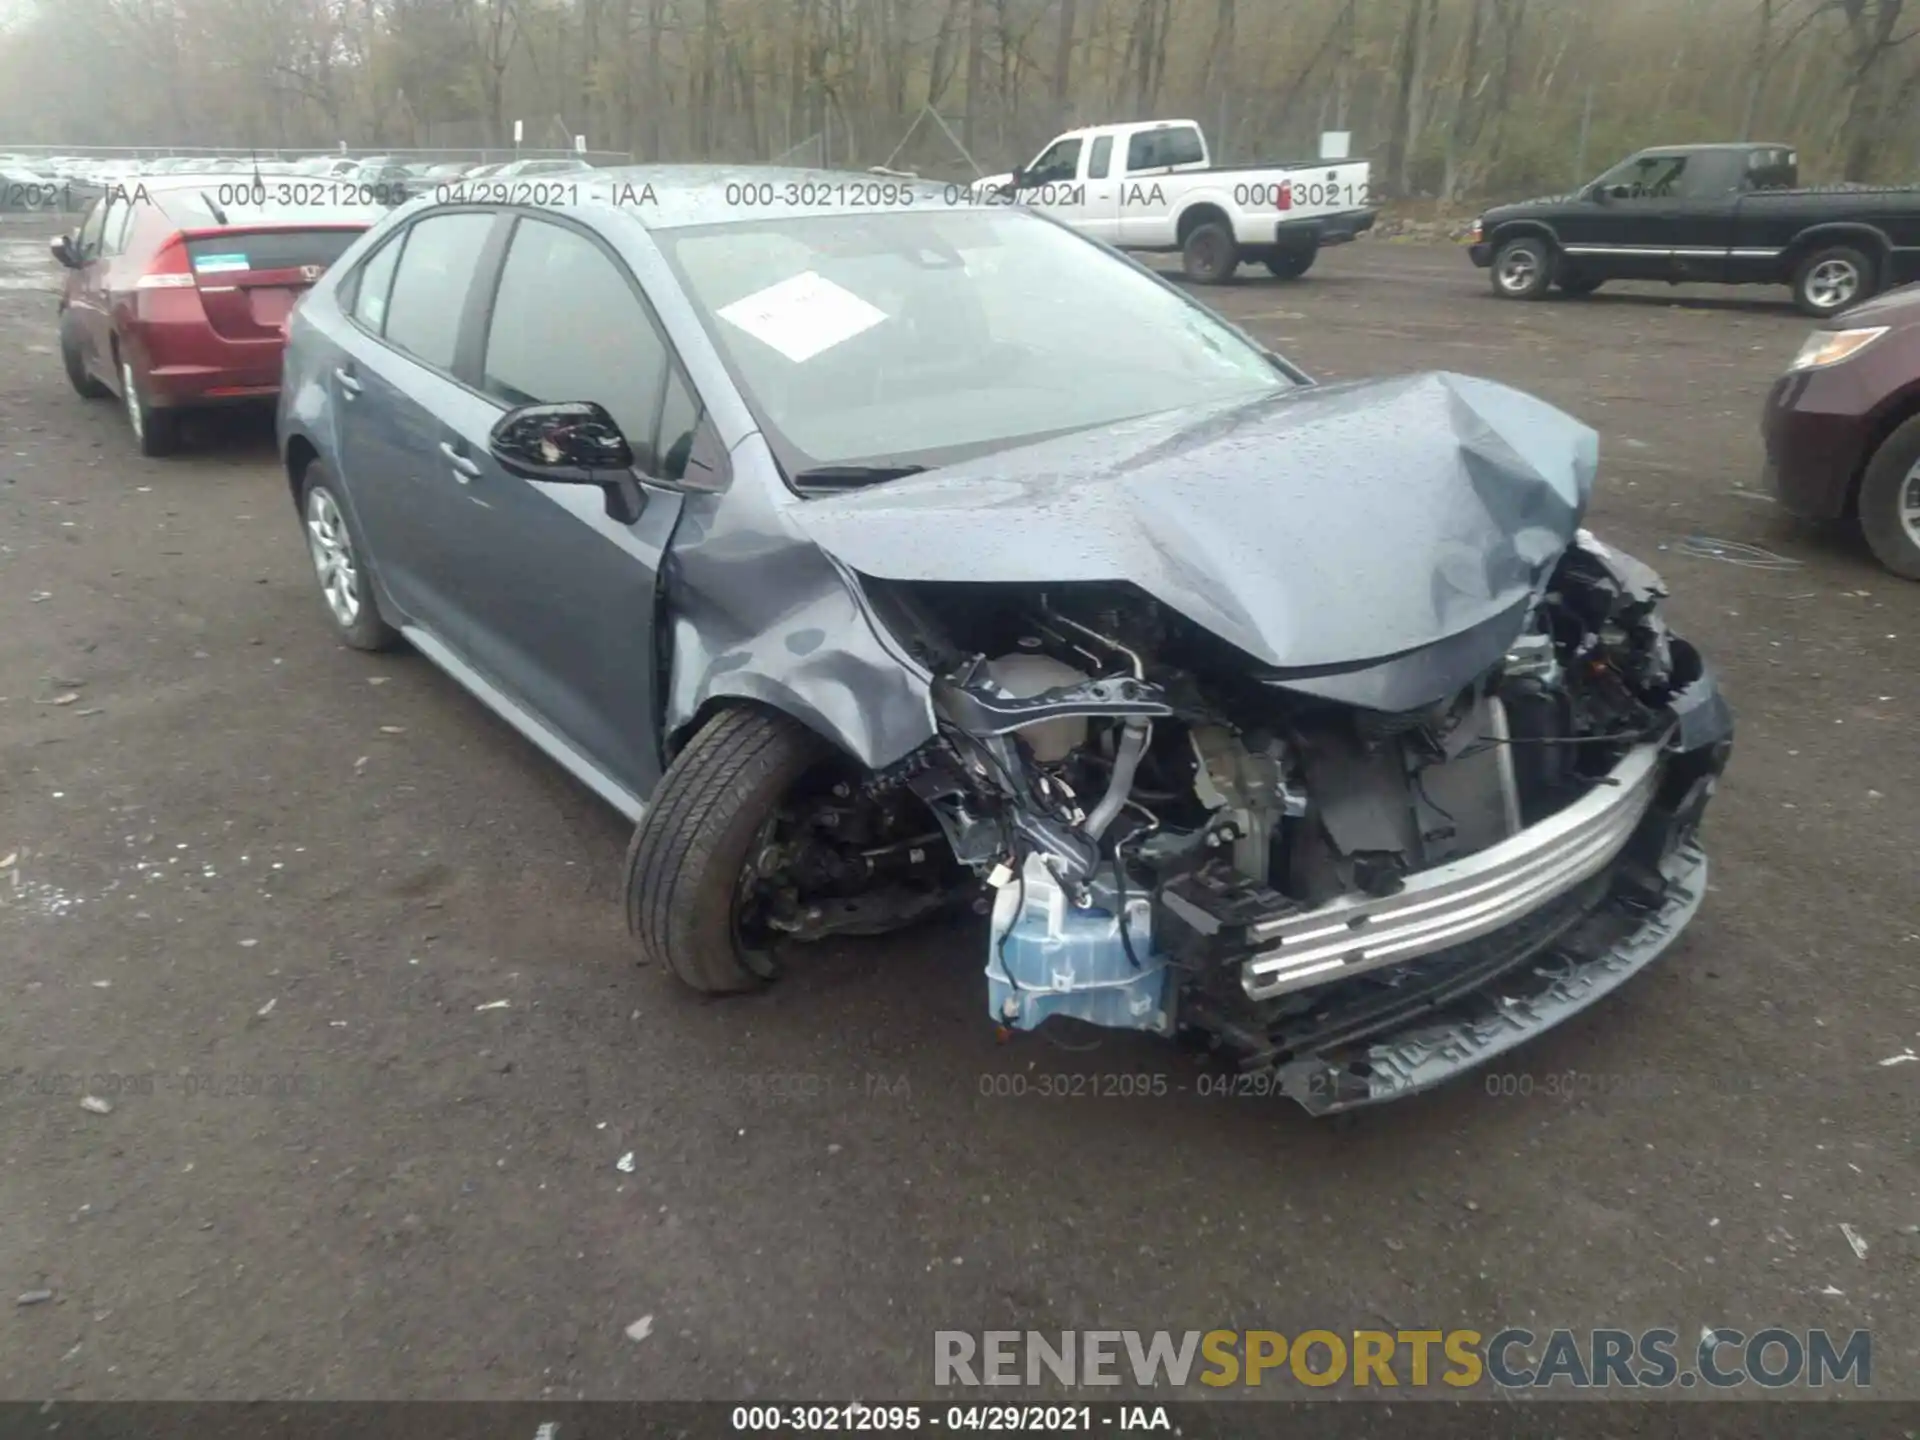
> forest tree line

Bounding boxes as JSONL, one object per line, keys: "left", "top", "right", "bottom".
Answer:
{"left": 2, "top": 0, "right": 1918, "bottom": 202}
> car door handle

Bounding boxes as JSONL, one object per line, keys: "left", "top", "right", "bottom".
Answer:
{"left": 439, "top": 441, "right": 481, "bottom": 482}
{"left": 334, "top": 367, "right": 362, "bottom": 397}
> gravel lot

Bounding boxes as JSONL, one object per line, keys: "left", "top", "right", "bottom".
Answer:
{"left": 1, "top": 214, "right": 1915, "bottom": 1403}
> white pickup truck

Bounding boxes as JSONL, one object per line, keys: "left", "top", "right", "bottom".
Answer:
{"left": 973, "top": 119, "right": 1374, "bottom": 283}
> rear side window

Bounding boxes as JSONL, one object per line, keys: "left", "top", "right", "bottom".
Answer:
{"left": 480, "top": 217, "right": 670, "bottom": 458}
{"left": 349, "top": 234, "right": 403, "bottom": 332}
{"left": 1087, "top": 136, "right": 1114, "bottom": 181}
{"left": 1127, "top": 126, "right": 1203, "bottom": 172}
{"left": 381, "top": 212, "right": 495, "bottom": 370}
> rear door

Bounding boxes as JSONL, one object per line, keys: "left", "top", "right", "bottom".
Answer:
{"left": 435, "top": 212, "right": 695, "bottom": 801}
{"left": 1077, "top": 133, "right": 1123, "bottom": 243}
{"left": 329, "top": 209, "right": 505, "bottom": 639}
{"left": 1666, "top": 150, "right": 1744, "bottom": 283}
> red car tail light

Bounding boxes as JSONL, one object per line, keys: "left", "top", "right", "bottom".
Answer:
{"left": 135, "top": 234, "right": 197, "bottom": 290}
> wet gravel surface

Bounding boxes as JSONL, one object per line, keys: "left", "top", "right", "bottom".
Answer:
{"left": 0, "top": 214, "right": 1915, "bottom": 1401}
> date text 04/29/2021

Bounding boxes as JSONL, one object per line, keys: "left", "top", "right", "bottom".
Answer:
{"left": 729, "top": 1405, "right": 1165, "bottom": 1432}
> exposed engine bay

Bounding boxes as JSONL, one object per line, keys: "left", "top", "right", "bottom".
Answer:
{"left": 740, "top": 531, "right": 1729, "bottom": 1107}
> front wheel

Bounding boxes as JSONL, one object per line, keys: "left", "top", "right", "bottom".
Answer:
{"left": 1856, "top": 412, "right": 1920, "bottom": 581}
{"left": 1181, "top": 221, "right": 1241, "bottom": 284}
{"left": 1793, "top": 245, "right": 1874, "bottom": 318}
{"left": 60, "top": 316, "right": 108, "bottom": 398}
{"left": 1490, "top": 237, "right": 1553, "bottom": 300}
{"left": 626, "top": 706, "right": 836, "bottom": 994}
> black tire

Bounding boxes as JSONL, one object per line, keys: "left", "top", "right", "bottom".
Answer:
{"left": 1558, "top": 275, "right": 1604, "bottom": 297}
{"left": 59, "top": 316, "right": 109, "bottom": 399}
{"left": 1181, "top": 221, "right": 1240, "bottom": 284}
{"left": 1856, "top": 412, "right": 1920, "bottom": 581}
{"left": 1792, "top": 244, "right": 1875, "bottom": 319}
{"left": 626, "top": 706, "right": 835, "bottom": 994}
{"left": 116, "top": 352, "right": 179, "bottom": 457}
{"left": 1264, "top": 249, "right": 1317, "bottom": 280}
{"left": 297, "top": 461, "right": 402, "bottom": 651}
{"left": 1490, "top": 236, "right": 1554, "bottom": 300}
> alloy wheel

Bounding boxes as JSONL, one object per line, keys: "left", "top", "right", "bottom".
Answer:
{"left": 305, "top": 486, "right": 362, "bottom": 628}
{"left": 1901, "top": 458, "right": 1920, "bottom": 550}
{"left": 1806, "top": 258, "right": 1859, "bottom": 312}
{"left": 1497, "top": 248, "right": 1539, "bottom": 294}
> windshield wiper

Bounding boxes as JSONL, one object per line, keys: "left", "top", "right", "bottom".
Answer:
{"left": 790, "top": 463, "right": 930, "bottom": 493}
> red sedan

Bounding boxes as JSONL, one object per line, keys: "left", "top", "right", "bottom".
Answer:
{"left": 51, "top": 175, "right": 387, "bottom": 455}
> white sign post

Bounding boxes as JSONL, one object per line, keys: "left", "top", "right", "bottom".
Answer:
{"left": 513, "top": 119, "right": 524, "bottom": 152}
{"left": 1320, "top": 131, "right": 1352, "bottom": 161}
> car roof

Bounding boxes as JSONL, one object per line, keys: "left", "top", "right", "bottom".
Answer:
{"left": 1636, "top": 141, "right": 1793, "bottom": 154}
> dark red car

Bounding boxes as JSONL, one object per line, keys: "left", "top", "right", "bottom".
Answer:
{"left": 51, "top": 176, "right": 386, "bottom": 455}
{"left": 1763, "top": 281, "right": 1920, "bottom": 578}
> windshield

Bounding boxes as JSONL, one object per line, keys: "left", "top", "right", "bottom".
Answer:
{"left": 652, "top": 207, "right": 1290, "bottom": 481}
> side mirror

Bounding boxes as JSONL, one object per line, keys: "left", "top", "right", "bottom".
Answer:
{"left": 49, "top": 234, "right": 79, "bottom": 268}
{"left": 1607, "top": 184, "right": 1631, "bottom": 201}
{"left": 488, "top": 401, "right": 647, "bottom": 524}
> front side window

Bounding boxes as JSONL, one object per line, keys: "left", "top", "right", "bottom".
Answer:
{"left": 1596, "top": 153, "right": 1688, "bottom": 200}
{"left": 481, "top": 217, "right": 670, "bottom": 456}
{"left": 76, "top": 200, "right": 106, "bottom": 259}
{"left": 381, "top": 212, "right": 496, "bottom": 370}
{"left": 657, "top": 207, "right": 1287, "bottom": 480}
{"left": 1024, "top": 138, "right": 1082, "bottom": 186}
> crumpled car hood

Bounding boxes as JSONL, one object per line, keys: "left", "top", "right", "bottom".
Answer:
{"left": 789, "top": 371, "right": 1598, "bottom": 687}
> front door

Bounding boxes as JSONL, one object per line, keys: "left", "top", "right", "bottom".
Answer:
{"left": 438, "top": 213, "right": 688, "bottom": 802}
{"left": 1560, "top": 151, "right": 1692, "bottom": 282}
{"left": 63, "top": 199, "right": 113, "bottom": 380}
{"left": 1013, "top": 135, "right": 1092, "bottom": 230}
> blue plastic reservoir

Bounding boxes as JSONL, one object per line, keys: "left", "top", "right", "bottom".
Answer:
{"left": 985, "top": 854, "right": 1174, "bottom": 1035}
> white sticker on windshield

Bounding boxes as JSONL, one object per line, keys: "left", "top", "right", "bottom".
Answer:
{"left": 716, "top": 271, "right": 888, "bottom": 363}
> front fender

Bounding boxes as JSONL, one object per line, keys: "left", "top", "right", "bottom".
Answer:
{"left": 660, "top": 452, "right": 936, "bottom": 773}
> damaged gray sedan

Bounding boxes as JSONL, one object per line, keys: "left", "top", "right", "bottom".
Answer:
{"left": 278, "top": 170, "right": 1733, "bottom": 1114}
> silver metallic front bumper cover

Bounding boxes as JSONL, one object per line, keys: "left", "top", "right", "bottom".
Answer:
{"left": 1239, "top": 738, "right": 1666, "bottom": 1003}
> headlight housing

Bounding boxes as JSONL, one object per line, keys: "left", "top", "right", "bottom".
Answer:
{"left": 1468, "top": 217, "right": 1484, "bottom": 243}
{"left": 1788, "top": 326, "right": 1887, "bottom": 371}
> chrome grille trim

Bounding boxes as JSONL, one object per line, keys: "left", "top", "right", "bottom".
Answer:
{"left": 1240, "top": 739, "right": 1665, "bottom": 1002}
